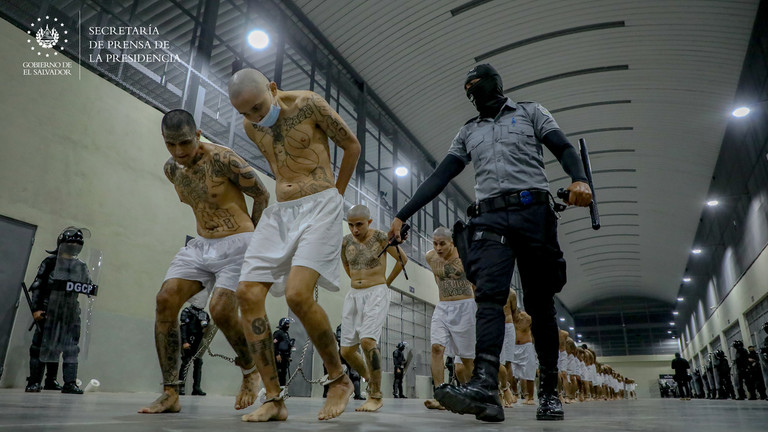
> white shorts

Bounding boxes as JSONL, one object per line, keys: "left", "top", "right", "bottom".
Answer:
{"left": 589, "top": 364, "right": 597, "bottom": 383}
{"left": 511, "top": 342, "right": 537, "bottom": 381}
{"left": 566, "top": 354, "right": 580, "bottom": 376}
{"left": 500, "top": 323, "right": 516, "bottom": 363}
{"left": 340, "top": 284, "right": 390, "bottom": 346}
{"left": 240, "top": 188, "right": 343, "bottom": 296}
{"left": 431, "top": 299, "right": 476, "bottom": 359}
{"left": 557, "top": 350, "right": 567, "bottom": 371}
{"left": 164, "top": 232, "right": 251, "bottom": 292}
{"left": 579, "top": 361, "right": 588, "bottom": 380}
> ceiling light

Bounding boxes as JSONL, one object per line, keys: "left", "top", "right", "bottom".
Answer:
{"left": 569, "top": 327, "right": 574, "bottom": 331}
{"left": 577, "top": 334, "right": 582, "bottom": 338}
{"left": 731, "top": 107, "right": 750, "bottom": 117}
{"left": 683, "top": 277, "right": 691, "bottom": 283}
{"left": 672, "top": 336, "right": 676, "bottom": 339}
{"left": 673, "top": 311, "right": 679, "bottom": 315}
{"left": 707, "top": 200, "right": 719, "bottom": 207}
{"left": 677, "top": 297, "right": 684, "bottom": 302}
{"left": 692, "top": 249, "right": 702, "bottom": 254}
{"left": 668, "top": 330, "right": 672, "bottom": 334}
{"left": 559, "top": 317, "right": 566, "bottom": 322}
{"left": 669, "top": 322, "right": 675, "bottom": 326}
{"left": 247, "top": 29, "right": 269, "bottom": 49}
{"left": 394, "top": 166, "right": 409, "bottom": 177}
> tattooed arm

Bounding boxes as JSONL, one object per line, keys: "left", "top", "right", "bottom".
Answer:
{"left": 163, "top": 158, "right": 177, "bottom": 183}
{"left": 340, "top": 236, "right": 351, "bottom": 278}
{"left": 222, "top": 149, "right": 270, "bottom": 225}
{"left": 309, "top": 94, "right": 360, "bottom": 196}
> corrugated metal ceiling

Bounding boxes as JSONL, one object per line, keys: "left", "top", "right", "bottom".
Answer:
{"left": 291, "top": 0, "right": 760, "bottom": 311}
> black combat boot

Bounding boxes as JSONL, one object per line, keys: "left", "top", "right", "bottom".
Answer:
{"left": 44, "top": 379, "right": 62, "bottom": 391}
{"left": 61, "top": 363, "right": 83, "bottom": 394}
{"left": 61, "top": 382, "right": 83, "bottom": 394}
{"left": 536, "top": 365, "right": 564, "bottom": 420}
{"left": 25, "top": 377, "right": 42, "bottom": 393}
{"left": 44, "top": 363, "right": 61, "bottom": 390}
{"left": 191, "top": 358, "right": 205, "bottom": 395}
{"left": 434, "top": 354, "right": 504, "bottom": 422}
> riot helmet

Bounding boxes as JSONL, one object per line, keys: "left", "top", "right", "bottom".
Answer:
{"left": 397, "top": 341, "right": 407, "bottom": 351}
{"left": 278, "top": 317, "right": 292, "bottom": 331}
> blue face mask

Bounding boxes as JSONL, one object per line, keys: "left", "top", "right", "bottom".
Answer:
{"left": 253, "top": 91, "right": 280, "bottom": 128}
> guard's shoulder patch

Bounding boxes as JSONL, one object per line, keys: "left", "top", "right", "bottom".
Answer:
{"left": 536, "top": 104, "right": 553, "bottom": 117}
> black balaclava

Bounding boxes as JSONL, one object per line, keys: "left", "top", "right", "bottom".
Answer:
{"left": 465, "top": 64, "right": 507, "bottom": 118}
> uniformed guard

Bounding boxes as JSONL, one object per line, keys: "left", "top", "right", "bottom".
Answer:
{"left": 273, "top": 317, "right": 294, "bottom": 386}
{"left": 393, "top": 341, "right": 407, "bottom": 398}
{"left": 732, "top": 340, "right": 752, "bottom": 400}
{"left": 28, "top": 227, "right": 99, "bottom": 395}
{"left": 389, "top": 64, "right": 591, "bottom": 421}
{"left": 178, "top": 290, "right": 210, "bottom": 396}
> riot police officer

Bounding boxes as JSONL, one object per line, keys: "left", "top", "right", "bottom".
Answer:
{"left": 714, "top": 350, "right": 735, "bottom": 399}
{"left": 26, "top": 228, "right": 89, "bottom": 394}
{"left": 389, "top": 64, "right": 591, "bottom": 421}
{"left": 671, "top": 353, "right": 691, "bottom": 399}
{"left": 732, "top": 340, "right": 751, "bottom": 400}
{"left": 178, "top": 295, "right": 210, "bottom": 396}
{"left": 393, "top": 342, "right": 407, "bottom": 398}
{"left": 273, "top": 317, "right": 294, "bottom": 386}
{"left": 746, "top": 345, "right": 767, "bottom": 400}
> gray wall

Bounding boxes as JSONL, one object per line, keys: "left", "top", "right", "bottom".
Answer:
{"left": 0, "top": 18, "right": 441, "bottom": 397}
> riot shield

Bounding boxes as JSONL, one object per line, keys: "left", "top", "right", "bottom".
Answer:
{"left": 39, "top": 240, "right": 101, "bottom": 363}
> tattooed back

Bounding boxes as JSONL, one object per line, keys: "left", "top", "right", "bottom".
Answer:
{"left": 164, "top": 142, "right": 254, "bottom": 239}
{"left": 244, "top": 90, "right": 339, "bottom": 202}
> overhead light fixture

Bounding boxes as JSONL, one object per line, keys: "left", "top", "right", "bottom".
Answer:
{"left": 672, "top": 336, "right": 676, "bottom": 339}
{"left": 669, "top": 322, "right": 675, "bottom": 326}
{"left": 683, "top": 277, "right": 691, "bottom": 283}
{"left": 673, "top": 311, "right": 679, "bottom": 315}
{"left": 559, "top": 317, "right": 566, "bottom": 322}
{"left": 668, "top": 330, "right": 672, "bottom": 334}
{"left": 577, "top": 334, "right": 582, "bottom": 338}
{"left": 247, "top": 29, "right": 270, "bottom": 49}
{"left": 706, "top": 200, "right": 719, "bottom": 207}
{"left": 731, "top": 107, "right": 750, "bottom": 117}
{"left": 692, "top": 249, "right": 702, "bottom": 254}
{"left": 569, "top": 327, "right": 574, "bottom": 331}
{"left": 677, "top": 297, "right": 684, "bottom": 302}
{"left": 394, "top": 166, "right": 409, "bottom": 177}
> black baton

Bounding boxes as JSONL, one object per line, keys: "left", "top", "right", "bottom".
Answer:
{"left": 21, "top": 283, "right": 43, "bottom": 332}
{"left": 579, "top": 138, "right": 601, "bottom": 230}
{"left": 556, "top": 138, "right": 601, "bottom": 230}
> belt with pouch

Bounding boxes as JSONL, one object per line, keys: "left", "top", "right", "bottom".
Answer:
{"left": 467, "top": 189, "right": 550, "bottom": 217}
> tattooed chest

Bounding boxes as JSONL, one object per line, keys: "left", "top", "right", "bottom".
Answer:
{"left": 345, "top": 241, "right": 384, "bottom": 271}
{"left": 174, "top": 167, "right": 229, "bottom": 209}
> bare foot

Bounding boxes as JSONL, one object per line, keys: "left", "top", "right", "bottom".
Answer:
{"left": 356, "top": 396, "right": 383, "bottom": 412}
{"left": 424, "top": 399, "right": 446, "bottom": 410}
{"left": 138, "top": 391, "right": 181, "bottom": 414}
{"left": 318, "top": 374, "right": 353, "bottom": 420}
{"left": 511, "top": 393, "right": 518, "bottom": 404}
{"left": 523, "top": 399, "right": 536, "bottom": 406}
{"left": 502, "top": 388, "right": 515, "bottom": 407}
{"left": 241, "top": 400, "right": 288, "bottom": 422}
{"left": 235, "top": 371, "right": 262, "bottom": 410}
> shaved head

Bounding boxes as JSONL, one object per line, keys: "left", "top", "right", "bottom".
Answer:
{"left": 433, "top": 226, "right": 452, "bottom": 240}
{"left": 228, "top": 68, "right": 270, "bottom": 100}
{"left": 347, "top": 205, "right": 371, "bottom": 220}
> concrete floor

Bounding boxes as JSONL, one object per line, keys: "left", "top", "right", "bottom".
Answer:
{"left": 1, "top": 390, "right": 767, "bottom": 432}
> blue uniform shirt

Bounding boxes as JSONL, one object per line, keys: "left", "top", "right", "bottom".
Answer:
{"left": 448, "top": 98, "right": 560, "bottom": 201}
